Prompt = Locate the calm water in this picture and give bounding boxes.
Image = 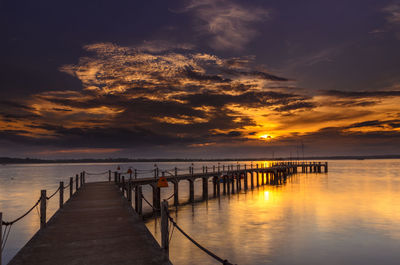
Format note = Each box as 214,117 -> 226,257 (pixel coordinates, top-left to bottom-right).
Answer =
1,160 -> 400,265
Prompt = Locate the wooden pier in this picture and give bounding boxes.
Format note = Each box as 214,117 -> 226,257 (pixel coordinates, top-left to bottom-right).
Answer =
6,182 -> 171,265
1,161 -> 327,265
116,161 -> 328,215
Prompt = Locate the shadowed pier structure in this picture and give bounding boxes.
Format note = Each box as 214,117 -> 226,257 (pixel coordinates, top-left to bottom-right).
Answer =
117,161 -> 328,216
7,182 -> 171,265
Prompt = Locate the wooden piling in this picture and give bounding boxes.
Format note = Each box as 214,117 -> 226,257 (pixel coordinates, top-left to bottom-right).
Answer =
134,185 -> 139,210
189,179 -> 194,203
59,182 -> 64,209
216,178 -> 220,196
138,186 -> 143,215
202,177 -> 208,200
40,190 -> 46,229
75,174 -> 79,191
69,177 -> 73,198
152,185 -> 161,210
173,180 -> 179,206
213,177 -> 217,197
161,200 -> 169,259
127,181 -> 132,203
223,176 -> 226,194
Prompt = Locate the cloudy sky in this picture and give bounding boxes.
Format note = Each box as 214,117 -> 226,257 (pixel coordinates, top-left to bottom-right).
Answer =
1,0 -> 400,158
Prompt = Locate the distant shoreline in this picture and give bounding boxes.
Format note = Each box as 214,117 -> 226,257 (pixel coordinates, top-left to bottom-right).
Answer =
1,155 -> 400,164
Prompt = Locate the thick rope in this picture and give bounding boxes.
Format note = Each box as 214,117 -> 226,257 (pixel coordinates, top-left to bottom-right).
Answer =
85,171 -> 109,175
141,194 -> 156,211
46,187 -> 61,200
167,213 -> 235,265
1,197 -> 41,226
164,193 -> 175,201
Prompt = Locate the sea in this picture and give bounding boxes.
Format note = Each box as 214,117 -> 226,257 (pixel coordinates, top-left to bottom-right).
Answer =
1,159 -> 400,265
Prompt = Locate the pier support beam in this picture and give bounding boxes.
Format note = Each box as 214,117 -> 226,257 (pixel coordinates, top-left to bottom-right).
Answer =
59,181 -> 64,209
188,179 -> 194,203
161,200 -> 169,259
173,180 -> 179,206
202,177 -> 208,200
244,171 -> 248,190
152,185 -> 161,211
40,190 -> 46,229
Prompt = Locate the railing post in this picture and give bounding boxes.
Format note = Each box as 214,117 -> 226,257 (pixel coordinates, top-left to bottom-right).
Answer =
138,186 -> 143,215
161,200 -> 169,258
174,167 -> 177,176
40,190 -> 46,229
134,169 -> 137,179
75,174 -> 79,191
0,212 -> 2,265
173,180 -> 179,206
109,170 -> 111,182
59,182 -> 64,208
69,177 -> 73,198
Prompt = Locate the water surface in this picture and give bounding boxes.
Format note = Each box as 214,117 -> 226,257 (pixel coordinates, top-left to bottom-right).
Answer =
1,160 -> 400,265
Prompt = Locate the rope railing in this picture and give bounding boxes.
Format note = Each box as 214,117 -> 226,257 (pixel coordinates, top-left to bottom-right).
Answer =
166,212 -> 235,265
141,194 -> 157,211
1,198 -> 41,227
85,171 -> 109,175
46,187 -> 60,200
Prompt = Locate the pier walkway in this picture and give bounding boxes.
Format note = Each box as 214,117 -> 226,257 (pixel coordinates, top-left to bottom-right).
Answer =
8,182 -> 171,265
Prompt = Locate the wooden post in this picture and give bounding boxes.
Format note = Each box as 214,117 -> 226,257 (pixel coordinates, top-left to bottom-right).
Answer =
59,182 -> 64,208
128,181 -> 132,203
231,174 -> 235,194
75,174 -> 79,191
134,185 -> 139,210
114,171 -> 117,183
69,177 -> 73,198
0,212 -> 2,265
223,176 -> 227,194
83,171 -> 86,184
202,177 -> 208,200
173,180 -> 179,206
189,179 -> 194,203
109,170 -> 111,182
161,200 -> 169,258
152,185 -> 161,210
216,177 -> 220,196
212,177 -> 216,197
40,190 -> 46,229
122,176 -> 125,195
137,186 -> 143,215
80,172 -> 83,187
134,169 -> 137,179
325,162 -> 328,172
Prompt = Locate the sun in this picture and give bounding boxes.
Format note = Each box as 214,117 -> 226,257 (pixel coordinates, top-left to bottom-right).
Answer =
260,134 -> 273,140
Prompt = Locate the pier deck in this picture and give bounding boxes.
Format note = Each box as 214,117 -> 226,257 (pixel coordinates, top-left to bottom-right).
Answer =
9,182 -> 171,265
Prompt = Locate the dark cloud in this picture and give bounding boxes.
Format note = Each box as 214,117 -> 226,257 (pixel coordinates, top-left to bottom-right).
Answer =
324,90 -> 400,98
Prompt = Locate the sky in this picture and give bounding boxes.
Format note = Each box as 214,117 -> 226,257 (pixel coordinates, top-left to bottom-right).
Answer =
1,0 -> 400,159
